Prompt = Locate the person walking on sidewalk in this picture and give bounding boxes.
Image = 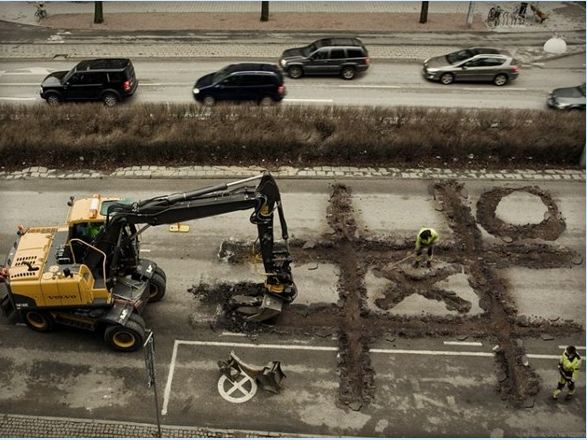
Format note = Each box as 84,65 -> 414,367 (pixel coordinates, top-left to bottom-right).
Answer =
553,345 -> 581,400
413,227 -> 439,268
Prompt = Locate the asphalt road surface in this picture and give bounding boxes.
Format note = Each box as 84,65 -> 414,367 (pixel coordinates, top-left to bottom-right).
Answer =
0,57 -> 584,109
0,177 -> 584,437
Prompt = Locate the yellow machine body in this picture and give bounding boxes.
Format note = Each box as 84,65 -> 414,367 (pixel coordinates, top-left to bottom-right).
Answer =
7,194 -> 117,309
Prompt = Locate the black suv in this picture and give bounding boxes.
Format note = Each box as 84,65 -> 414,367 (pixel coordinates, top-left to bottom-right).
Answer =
279,38 -> 369,80
192,63 -> 286,106
40,58 -> 138,106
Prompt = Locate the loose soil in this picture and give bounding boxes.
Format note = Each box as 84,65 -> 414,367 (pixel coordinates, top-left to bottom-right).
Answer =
476,186 -> 566,242
190,180 -> 582,409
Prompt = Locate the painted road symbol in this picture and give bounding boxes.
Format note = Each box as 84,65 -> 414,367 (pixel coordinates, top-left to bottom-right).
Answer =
217,372 -> 258,403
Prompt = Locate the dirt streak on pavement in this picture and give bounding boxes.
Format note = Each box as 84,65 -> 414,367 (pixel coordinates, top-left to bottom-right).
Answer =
191,180 -> 582,408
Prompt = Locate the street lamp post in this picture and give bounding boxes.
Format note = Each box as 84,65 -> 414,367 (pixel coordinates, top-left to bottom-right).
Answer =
144,331 -> 162,438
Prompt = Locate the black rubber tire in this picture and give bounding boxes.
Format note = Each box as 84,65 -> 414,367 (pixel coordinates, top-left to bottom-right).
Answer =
154,266 -> 167,281
259,96 -> 274,106
24,310 -> 54,332
102,92 -> 119,107
147,271 -> 166,303
493,74 -> 508,86
287,66 -> 303,79
104,319 -> 145,352
46,94 -> 60,106
440,73 -> 454,85
341,66 -> 356,80
202,95 -> 215,106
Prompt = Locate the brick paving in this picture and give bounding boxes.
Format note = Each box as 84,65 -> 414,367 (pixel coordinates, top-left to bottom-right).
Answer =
1,166 -> 584,182
0,41 -> 464,61
0,413 -> 291,438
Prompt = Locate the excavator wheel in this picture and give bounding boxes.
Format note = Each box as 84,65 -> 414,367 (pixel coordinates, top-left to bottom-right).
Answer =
104,317 -> 146,352
24,310 -> 55,333
147,269 -> 167,303
154,266 -> 167,281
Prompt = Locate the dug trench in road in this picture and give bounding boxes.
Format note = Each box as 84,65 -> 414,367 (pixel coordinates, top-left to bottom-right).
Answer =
192,180 -> 582,409
194,182 -> 581,409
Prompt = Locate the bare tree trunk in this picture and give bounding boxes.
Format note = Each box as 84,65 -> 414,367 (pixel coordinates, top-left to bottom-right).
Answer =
94,1 -> 103,24
261,1 -> 269,22
419,1 -> 429,24
466,1 -> 475,27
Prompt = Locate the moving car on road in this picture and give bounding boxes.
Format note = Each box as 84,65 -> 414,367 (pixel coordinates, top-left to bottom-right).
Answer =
547,83 -> 586,110
279,37 -> 369,80
422,48 -> 520,86
192,63 -> 286,106
40,58 -> 138,106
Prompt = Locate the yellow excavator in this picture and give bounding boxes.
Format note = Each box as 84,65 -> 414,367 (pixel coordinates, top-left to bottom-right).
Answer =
0,172 -> 296,351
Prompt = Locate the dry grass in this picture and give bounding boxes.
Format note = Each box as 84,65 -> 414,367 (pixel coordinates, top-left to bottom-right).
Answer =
0,103 -> 583,169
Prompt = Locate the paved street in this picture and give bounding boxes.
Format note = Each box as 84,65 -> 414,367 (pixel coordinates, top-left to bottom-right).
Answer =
0,57 -> 584,109
0,177 -> 584,437
0,1 -> 584,436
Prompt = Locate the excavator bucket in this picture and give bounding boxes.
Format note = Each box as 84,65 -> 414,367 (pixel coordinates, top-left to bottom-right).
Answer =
257,361 -> 286,394
238,294 -> 283,322
219,352 -> 286,395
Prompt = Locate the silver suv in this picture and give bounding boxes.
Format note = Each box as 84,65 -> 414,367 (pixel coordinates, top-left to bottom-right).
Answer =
422,48 -> 520,86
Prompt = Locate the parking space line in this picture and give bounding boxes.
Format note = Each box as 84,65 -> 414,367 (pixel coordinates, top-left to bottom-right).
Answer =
443,341 -> 483,346
370,348 -> 493,357
558,345 -> 586,350
161,340 -> 180,416
175,339 -> 338,350
161,339 -> 562,416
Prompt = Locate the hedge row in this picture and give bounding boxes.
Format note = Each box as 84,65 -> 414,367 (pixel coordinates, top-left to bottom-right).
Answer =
0,103 -> 583,169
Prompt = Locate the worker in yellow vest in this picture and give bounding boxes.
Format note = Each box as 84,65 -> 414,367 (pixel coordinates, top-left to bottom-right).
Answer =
553,345 -> 582,400
413,227 -> 439,268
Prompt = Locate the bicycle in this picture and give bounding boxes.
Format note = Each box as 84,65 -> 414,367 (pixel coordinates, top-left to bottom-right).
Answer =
486,5 -> 503,27
34,2 -> 47,21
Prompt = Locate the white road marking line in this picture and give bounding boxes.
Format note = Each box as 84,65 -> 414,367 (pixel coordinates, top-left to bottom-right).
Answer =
339,85 -> 403,89
221,331 -> 247,337
370,348 -> 493,357
283,98 -> 334,103
141,249 -> 151,253
443,341 -> 483,346
161,339 -> 180,416
0,97 -> 37,101
558,345 -> 586,350
338,85 -> 529,92
527,354 -> 562,360
0,83 -> 39,86
175,340 -> 338,351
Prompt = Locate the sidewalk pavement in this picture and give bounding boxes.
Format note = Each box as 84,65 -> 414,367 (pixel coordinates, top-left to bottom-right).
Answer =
1,165 -> 584,182
0,2 -> 583,63
0,412 -> 286,437
1,1 -> 585,33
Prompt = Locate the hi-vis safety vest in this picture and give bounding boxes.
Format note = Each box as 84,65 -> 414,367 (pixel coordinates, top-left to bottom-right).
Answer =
415,228 -> 439,250
559,351 -> 581,381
